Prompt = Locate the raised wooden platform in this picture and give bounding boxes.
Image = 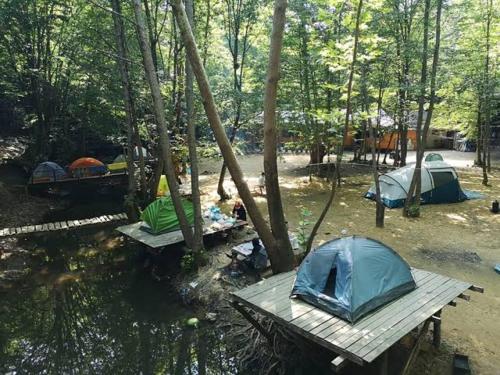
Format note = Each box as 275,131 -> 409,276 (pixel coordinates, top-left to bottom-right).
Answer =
230,268 -> 476,368
116,220 -> 247,248
0,213 -> 128,237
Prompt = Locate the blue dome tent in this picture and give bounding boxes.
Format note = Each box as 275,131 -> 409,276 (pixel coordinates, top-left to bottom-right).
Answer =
30,162 -> 67,183
291,236 -> 416,323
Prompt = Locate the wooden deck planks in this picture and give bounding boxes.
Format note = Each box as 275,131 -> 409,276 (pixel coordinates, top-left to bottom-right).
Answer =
116,220 -> 247,249
0,213 -> 127,237
324,271 -> 440,348
361,280 -> 471,362
230,268 -> 472,365
331,274 -> 450,353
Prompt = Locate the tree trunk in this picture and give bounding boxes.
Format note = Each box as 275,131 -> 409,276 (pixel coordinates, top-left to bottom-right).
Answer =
110,0 -> 139,223
482,0 -> 492,185
133,0 -> 194,248
305,0 -> 363,253
217,124 -> 237,201
372,87 -> 385,227
133,127 -> 148,199
185,0 -> 204,257
171,0 -> 294,273
403,0 -> 439,217
263,0 -> 294,269
475,100 -> 482,166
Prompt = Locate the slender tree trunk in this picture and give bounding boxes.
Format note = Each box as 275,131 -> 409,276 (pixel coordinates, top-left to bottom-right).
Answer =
263,0 -> 294,267
133,0 -> 194,248
482,0 -> 492,185
110,0 -> 139,222
404,0 -> 441,216
305,0 -> 363,253
372,87 -> 385,227
171,0 -> 294,273
415,0 -> 442,201
475,100 -> 483,166
133,127 -> 148,198
185,0 -> 204,257
202,0 -> 211,66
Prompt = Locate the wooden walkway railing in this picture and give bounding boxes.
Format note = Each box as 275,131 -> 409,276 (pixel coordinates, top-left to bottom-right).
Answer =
0,213 -> 128,237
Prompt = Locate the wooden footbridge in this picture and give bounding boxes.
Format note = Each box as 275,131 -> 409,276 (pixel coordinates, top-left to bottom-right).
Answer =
0,213 -> 128,237
231,268 -> 483,374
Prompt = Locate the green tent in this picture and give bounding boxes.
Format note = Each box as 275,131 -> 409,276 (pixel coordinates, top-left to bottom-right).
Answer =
140,196 -> 195,234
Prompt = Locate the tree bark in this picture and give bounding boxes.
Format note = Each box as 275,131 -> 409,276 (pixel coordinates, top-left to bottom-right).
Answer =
305,0 -> 363,253
475,100 -> 482,166
171,0 -> 294,273
263,0 -> 294,268
482,0 -> 492,185
110,0 -> 139,222
185,0 -> 204,256
372,87 -> 385,228
403,0 -> 431,217
133,0 -> 194,248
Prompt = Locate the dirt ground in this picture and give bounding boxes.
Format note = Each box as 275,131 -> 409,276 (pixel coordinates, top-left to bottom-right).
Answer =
197,153 -> 500,375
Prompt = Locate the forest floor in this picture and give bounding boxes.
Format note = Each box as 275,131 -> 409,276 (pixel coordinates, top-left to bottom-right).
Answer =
194,152 -> 500,375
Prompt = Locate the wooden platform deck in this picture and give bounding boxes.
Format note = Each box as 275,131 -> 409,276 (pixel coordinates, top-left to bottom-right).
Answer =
230,268 -> 475,367
116,220 -> 247,248
0,213 -> 128,237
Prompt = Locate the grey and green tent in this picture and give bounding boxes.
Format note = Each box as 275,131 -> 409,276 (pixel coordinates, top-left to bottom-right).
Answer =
140,196 -> 195,235
291,236 -> 416,323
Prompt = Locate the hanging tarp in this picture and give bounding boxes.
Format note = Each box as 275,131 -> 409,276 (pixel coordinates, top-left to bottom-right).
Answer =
140,196 -> 194,234
291,236 -> 416,323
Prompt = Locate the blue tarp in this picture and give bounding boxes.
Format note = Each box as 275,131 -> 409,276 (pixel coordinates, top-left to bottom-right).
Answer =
291,236 -> 416,323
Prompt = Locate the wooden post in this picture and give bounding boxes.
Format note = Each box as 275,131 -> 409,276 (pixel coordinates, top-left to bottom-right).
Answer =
401,319 -> 431,375
230,301 -> 273,343
379,351 -> 388,375
432,310 -> 442,348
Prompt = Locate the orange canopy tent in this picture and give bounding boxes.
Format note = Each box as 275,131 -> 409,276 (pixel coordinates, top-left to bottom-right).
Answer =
69,157 -> 108,177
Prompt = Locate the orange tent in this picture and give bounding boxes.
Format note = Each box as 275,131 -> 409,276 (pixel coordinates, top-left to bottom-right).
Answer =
69,157 -> 108,177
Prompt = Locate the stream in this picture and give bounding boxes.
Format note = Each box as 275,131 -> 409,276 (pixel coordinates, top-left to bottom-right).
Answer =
0,229 -> 235,374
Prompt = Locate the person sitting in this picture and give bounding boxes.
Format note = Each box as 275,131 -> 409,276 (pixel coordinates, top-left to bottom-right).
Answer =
232,200 -> 247,221
247,238 -> 268,270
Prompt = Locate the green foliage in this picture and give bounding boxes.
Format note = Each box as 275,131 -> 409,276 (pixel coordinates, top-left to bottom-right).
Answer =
0,0 -> 497,165
406,204 -> 420,218
180,253 -> 195,273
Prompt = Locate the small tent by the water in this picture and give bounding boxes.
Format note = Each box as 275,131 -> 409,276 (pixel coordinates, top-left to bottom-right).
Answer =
108,154 -> 127,172
30,162 -> 67,183
140,196 -> 194,234
157,175 -> 169,197
365,161 -> 469,208
291,236 -> 416,323
69,157 -> 108,178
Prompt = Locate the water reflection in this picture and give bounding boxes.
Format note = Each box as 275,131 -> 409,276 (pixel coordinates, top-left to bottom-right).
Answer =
0,232 -> 235,374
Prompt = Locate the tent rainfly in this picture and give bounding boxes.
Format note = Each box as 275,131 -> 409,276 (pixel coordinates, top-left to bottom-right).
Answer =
291,236 -> 416,323
365,161 -> 469,208
30,162 -> 67,183
140,196 -> 194,235
69,157 -> 108,178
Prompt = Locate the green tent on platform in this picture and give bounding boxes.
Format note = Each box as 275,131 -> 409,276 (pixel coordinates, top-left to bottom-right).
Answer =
140,196 -> 194,234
